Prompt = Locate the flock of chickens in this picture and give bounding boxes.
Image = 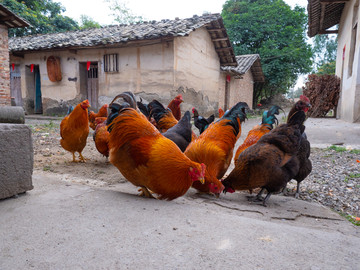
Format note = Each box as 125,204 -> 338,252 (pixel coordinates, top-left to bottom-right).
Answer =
59,92 -> 312,206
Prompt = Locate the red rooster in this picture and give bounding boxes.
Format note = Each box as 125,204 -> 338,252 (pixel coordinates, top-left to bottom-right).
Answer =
185,102 -> 248,197
167,94 -> 183,121
89,104 -> 109,130
93,117 -> 110,159
107,92 -> 206,200
60,100 -> 90,162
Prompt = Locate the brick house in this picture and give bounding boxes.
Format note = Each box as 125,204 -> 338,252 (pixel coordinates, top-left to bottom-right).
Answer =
0,4 -> 29,106
308,0 -> 360,122
8,13 -> 263,115
221,54 -> 265,110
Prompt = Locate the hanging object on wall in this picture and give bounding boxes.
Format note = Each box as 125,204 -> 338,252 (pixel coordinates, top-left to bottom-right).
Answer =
47,56 -> 62,82
30,64 -> 34,73
87,61 -> 91,71
226,75 -> 231,82
11,63 -> 15,71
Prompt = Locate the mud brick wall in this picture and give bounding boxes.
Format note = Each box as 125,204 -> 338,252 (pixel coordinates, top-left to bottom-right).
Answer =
0,25 -> 11,106
0,124 -> 33,199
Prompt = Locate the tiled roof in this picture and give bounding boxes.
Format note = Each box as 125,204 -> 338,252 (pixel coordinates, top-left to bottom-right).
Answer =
307,0 -> 347,37
0,4 -> 30,28
9,13 -> 237,66
221,54 -> 265,82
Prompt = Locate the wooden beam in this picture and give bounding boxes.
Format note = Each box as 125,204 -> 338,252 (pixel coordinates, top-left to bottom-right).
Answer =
207,28 -> 226,32
318,29 -> 339,34
211,37 -> 229,42
319,0 -> 349,3
68,49 -> 77,54
215,47 -> 233,52
319,2 -> 326,31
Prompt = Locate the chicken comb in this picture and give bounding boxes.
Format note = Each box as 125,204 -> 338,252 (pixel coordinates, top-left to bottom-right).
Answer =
300,95 -> 310,103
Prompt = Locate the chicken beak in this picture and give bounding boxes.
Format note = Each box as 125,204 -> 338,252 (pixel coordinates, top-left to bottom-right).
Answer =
199,177 -> 205,184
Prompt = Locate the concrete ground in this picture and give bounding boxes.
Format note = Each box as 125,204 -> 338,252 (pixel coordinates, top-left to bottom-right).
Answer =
1,116 -> 359,269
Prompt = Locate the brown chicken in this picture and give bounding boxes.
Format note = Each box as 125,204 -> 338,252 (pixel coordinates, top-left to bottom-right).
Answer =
185,102 -> 248,197
93,117 -> 110,158
107,92 -> 206,200
167,94 -> 183,121
222,110 -> 308,206
60,99 -> 90,162
234,105 -> 282,165
89,104 -> 109,130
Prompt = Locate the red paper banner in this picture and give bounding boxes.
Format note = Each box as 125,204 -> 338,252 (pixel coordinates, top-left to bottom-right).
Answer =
226,75 -> 231,82
87,61 -> 91,71
11,63 -> 15,71
30,64 -> 34,72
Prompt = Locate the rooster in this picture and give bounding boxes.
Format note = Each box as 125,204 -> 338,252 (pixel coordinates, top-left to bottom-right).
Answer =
89,104 -> 109,130
148,100 -> 178,132
185,102 -> 248,197
60,100 -> 90,162
93,117 -> 110,159
234,105 -> 283,165
167,94 -> 183,121
107,92 -> 206,200
192,107 -> 215,134
222,110 -> 308,206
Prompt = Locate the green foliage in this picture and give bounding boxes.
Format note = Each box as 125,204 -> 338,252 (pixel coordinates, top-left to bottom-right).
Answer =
104,0 -> 143,24
79,15 -> 101,29
1,0 -> 79,37
312,34 -> 337,74
316,61 -> 336,75
327,145 -> 347,152
222,0 -> 312,106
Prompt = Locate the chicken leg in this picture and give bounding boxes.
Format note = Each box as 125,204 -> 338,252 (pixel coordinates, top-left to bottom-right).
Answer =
138,187 -> 155,199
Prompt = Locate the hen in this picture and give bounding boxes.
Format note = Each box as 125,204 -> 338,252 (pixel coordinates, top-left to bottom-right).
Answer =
60,99 -> 90,162
185,102 -> 248,197
234,105 -> 283,165
167,94 -> 183,121
285,95 -> 312,198
222,110 -> 307,206
107,92 -> 206,200
162,111 -> 193,152
192,107 -> 215,134
93,117 -> 110,159
89,104 -> 109,130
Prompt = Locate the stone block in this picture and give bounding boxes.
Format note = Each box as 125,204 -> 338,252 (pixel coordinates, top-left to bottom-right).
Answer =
0,124 -> 33,199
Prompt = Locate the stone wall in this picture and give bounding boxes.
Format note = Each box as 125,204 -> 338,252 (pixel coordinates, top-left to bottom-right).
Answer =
0,124 -> 33,199
0,25 -> 11,106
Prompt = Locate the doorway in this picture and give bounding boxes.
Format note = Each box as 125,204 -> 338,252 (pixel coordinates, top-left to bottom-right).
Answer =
10,65 -> 22,106
80,62 -> 98,110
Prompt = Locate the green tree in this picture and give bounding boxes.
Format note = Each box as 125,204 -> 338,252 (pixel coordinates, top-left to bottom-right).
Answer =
222,0 -> 312,106
312,34 -> 337,74
104,0 -> 144,24
1,0 -> 79,37
79,15 -> 101,29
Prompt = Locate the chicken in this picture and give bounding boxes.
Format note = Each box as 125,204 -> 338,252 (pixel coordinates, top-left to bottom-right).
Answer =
137,97 -> 150,118
218,108 -> 225,118
60,99 -> 90,162
192,107 -> 215,134
93,117 -> 110,159
185,102 -> 248,197
162,111 -> 193,152
107,92 -> 206,200
148,100 -> 178,132
285,95 -> 312,198
234,105 -> 283,165
167,94 -> 183,121
89,104 -> 109,130
222,110 -> 308,206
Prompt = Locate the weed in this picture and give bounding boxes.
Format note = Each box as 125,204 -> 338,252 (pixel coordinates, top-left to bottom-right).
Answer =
348,173 -> 360,178
350,149 -> 360,154
338,212 -> 360,226
327,145 -> 347,152
43,165 -> 52,172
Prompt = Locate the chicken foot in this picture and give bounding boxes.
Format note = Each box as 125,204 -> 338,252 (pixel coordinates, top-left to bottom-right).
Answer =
138,187 -> 155,199
78,152 -> 86,163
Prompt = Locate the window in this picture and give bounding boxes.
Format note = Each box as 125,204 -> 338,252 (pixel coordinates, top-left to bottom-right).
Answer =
104,54 -> 118,72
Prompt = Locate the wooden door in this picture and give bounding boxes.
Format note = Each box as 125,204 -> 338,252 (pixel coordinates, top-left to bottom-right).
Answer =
87,64 -> 98,110
10,65 -> 22,106
224,80 -> 230,111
